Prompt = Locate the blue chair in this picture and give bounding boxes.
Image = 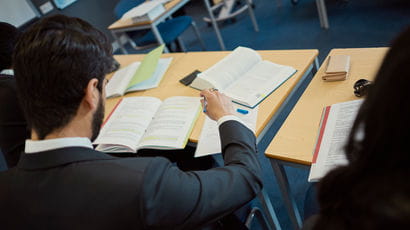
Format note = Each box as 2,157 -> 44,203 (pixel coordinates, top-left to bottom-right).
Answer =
0,148 -> 8,172
114,0 -> 206,52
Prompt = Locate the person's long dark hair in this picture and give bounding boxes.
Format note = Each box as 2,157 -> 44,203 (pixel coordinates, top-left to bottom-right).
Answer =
314,27 -> 410,229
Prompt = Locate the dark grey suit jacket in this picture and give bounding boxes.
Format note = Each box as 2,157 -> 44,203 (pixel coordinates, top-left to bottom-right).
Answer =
0,74 -> 29,167
0,120 -> 262,229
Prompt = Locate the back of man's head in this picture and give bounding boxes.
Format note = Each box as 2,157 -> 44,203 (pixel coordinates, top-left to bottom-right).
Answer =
0,22 -> 21,71
13,15 -> 113,139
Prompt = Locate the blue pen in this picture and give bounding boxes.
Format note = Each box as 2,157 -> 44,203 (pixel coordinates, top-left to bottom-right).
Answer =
203,97 -> 207,113
237,108 -> 249,115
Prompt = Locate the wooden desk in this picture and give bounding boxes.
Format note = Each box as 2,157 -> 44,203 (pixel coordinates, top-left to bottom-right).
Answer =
108,0 -> 190,53
106,50 -> 319,144
264,48 -> 388,229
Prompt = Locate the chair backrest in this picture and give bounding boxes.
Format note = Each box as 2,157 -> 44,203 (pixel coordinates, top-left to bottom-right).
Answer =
0,148 -> 8,172
114,0 -> 145,19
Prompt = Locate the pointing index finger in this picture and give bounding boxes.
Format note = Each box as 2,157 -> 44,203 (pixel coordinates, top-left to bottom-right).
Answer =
200,89 -> 213,98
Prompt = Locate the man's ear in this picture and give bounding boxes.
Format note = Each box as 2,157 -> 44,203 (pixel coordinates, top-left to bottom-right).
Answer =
84,78 -> 100,111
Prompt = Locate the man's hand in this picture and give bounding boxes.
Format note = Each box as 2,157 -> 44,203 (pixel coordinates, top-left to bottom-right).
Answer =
200,89 -> 235,121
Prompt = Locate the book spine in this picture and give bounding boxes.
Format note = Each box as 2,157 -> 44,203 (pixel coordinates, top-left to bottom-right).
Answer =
312,105 -> 331,163
101,98 -> 123,127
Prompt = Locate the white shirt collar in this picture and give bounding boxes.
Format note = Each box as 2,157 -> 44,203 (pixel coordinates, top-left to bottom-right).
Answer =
0,69 -> 14,76
25,137 -> 93,154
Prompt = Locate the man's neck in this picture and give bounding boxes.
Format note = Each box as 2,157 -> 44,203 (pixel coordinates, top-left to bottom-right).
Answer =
31,121 -> 92,141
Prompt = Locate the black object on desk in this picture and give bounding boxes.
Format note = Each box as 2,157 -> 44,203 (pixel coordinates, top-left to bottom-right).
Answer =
354,79 -> 372,97
179,70 -> 201,86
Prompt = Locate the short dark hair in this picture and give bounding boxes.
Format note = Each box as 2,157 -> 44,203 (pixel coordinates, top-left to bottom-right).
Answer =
315,27 -> 410,229
13,15 -> 113,139
0,22 -> 21,71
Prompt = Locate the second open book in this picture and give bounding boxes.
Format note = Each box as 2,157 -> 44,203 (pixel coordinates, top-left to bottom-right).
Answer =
308,99 -> 363,182
190,47 -> 297,108
106,45 -> 172,98
94,96 -> 201,153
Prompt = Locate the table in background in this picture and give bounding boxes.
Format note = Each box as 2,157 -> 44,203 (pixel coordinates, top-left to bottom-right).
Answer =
106,49 -> 319,229
264,48 -> 388,229
108,0 -> 190,54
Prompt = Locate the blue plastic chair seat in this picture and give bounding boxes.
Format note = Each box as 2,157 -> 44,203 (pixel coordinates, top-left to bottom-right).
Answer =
134,16 -> 192,46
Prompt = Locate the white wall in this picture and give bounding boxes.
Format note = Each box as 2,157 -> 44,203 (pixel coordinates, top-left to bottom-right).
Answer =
0,0 -> 39,27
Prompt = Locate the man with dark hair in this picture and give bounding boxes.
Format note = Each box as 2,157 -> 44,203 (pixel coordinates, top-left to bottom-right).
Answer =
0,22 -> 29,167
0,15 -> 262,229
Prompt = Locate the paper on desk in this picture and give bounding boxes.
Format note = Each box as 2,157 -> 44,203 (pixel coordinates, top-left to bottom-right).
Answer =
194,105 -> 258,158
153,0 -> 172,4
106,62 -> 140,98
127,58 -> 172,91
127,45 -> 165,89
121,1 -> 164,19
105,57 -> 172,98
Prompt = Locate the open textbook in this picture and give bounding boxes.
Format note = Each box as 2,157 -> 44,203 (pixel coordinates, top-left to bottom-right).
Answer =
194,105 -> 258,157
190,46 -> 297,108
106,45 -> 172,98
308,99 -> 364,182
94,96 -> 201,153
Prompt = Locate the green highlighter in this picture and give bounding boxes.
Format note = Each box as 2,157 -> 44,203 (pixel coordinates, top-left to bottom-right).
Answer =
126,44 -> 165,90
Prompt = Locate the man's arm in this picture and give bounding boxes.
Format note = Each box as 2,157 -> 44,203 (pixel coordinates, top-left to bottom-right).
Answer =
140,120 -> 262,229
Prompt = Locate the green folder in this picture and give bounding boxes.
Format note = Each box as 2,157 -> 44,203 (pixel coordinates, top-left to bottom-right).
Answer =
126,44 -> 165,90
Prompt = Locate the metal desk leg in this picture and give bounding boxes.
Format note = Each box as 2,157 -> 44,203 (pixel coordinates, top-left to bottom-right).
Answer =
111,31 -> 128,54
315,0 -> 329,29
176,37 -> 187,52
151,24 -> 170,53
258,189 -> 282,230
270,159 -> 302,230
203,0 -> 226,50
314,57 -> 320,71
191,21 -> 207,50
245,0 -> 259,32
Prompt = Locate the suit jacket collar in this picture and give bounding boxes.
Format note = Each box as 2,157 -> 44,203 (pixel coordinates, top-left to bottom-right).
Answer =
17,147 -> 116,170
0,69 -> 14,76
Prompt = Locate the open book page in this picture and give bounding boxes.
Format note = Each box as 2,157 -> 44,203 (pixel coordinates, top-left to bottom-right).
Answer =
106,62 -> 140,98
194,105 -> 258,158
94,97 -> 162,153
308,99 -> 364,182
192,46 -> 262,90
138,96 -> 201,150
126,57 -> 172,92
224,61 -> 296,108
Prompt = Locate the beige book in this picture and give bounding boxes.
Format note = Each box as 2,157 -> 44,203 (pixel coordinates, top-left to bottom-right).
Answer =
322,55 -> 350,81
